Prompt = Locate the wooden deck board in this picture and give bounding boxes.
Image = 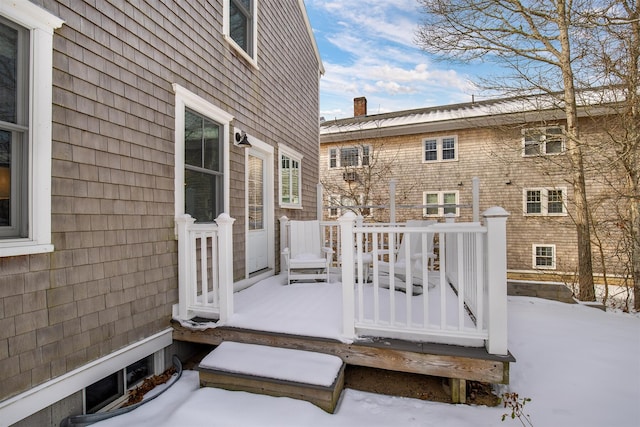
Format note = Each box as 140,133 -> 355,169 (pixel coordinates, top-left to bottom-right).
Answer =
172,322 -> 513,384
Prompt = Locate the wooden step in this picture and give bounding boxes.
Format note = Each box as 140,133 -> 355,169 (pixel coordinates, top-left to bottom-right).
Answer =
197,341 -> 345,413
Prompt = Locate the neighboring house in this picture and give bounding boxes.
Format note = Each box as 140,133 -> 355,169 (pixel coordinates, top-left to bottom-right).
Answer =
320,95 -> 625,284
0,0 -> 323,425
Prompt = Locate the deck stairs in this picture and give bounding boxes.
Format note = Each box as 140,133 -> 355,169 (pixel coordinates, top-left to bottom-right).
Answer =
197,341 -> 345,413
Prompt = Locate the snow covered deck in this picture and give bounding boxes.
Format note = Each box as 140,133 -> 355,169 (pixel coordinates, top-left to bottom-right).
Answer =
172,208 -> 512,397
173,275 -> 514,396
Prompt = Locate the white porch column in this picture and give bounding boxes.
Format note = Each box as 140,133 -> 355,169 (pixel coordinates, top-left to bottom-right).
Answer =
175,214 -> 196,320
338,212 -> 357,340
216,213 -> 236,322
483,207 -> 510,355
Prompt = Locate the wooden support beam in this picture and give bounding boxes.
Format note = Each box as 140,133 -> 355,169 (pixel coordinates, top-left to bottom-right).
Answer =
449,378 -> 466,404
172,324 -> 513,385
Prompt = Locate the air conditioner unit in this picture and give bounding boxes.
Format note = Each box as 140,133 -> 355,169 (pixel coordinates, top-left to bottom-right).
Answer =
343,171 -> 358,182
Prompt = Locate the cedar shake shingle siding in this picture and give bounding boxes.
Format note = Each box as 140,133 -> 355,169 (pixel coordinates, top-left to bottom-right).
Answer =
1,0 -> 321,411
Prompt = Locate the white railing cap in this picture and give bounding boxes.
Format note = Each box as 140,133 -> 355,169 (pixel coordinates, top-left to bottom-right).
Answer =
483,206 -> 510,218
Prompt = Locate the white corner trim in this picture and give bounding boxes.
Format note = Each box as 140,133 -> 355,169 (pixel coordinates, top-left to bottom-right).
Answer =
0,329 -> 172,426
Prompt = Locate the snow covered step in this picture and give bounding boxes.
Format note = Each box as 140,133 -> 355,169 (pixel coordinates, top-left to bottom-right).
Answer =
197,341 -> 345,413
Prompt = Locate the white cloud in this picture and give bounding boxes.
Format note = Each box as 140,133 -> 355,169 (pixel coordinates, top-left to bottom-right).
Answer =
307,0 -> 480,118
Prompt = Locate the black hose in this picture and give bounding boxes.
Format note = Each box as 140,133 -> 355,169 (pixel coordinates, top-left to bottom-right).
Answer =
60,355 -> 183,427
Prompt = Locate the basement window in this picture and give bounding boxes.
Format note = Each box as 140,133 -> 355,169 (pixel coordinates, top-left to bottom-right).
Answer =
533,244 -> 556,269
84,355 -> 153,414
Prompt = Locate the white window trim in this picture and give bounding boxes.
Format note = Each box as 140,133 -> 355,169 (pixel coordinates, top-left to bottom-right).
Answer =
173,84 -> 233,226
422,190 -> 460,218
421,136 -> 458,163
222,0 -> 259,68
328,145 -> 371,169
533,244 -> 556,269
523,187 -> 567,216
278,143 -> 303,209
0,1 -> 64,257
522,126 -> 566,157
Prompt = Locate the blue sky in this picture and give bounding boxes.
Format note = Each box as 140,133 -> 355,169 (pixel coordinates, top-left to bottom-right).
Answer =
305,0 -> 484,120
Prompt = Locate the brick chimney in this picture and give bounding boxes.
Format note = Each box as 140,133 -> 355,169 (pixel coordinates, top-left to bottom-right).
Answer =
354,97 -> 367,117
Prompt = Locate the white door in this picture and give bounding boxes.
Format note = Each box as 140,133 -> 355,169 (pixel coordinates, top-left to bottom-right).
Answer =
247,152 -> 269,273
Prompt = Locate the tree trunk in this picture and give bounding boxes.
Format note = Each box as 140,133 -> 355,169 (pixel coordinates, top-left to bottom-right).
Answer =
557,1 -> 595,301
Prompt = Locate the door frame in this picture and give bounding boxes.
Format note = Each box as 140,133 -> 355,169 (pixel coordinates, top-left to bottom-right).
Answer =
240,132 -> 275,287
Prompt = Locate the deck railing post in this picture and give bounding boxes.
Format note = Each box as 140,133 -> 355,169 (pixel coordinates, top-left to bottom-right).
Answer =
338,211 -> 357,339
215,213 -> 236,322
389,179 -> 397,223
279,216 -> 289,273
483,207 -> 510,355
472,177 -> 480,223
175,214 -> 196,320
317,183 -> 323,222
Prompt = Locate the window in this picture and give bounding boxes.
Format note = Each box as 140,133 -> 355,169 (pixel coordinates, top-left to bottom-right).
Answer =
184,110 -> 224,223
422,136 -> 458,162
0,17 -> 28,238
85,356 -> 153,413
329,148 -> 337,168
0,2 -> 63,257
533,244 -> 556,269
174,84 -> 233,223
523,127 -> 565,156
328,145 -> 371,169
328,195 -> 369,217
423,191 -> 459,217
279,144 -> 302,209
523,188 -> 567,216
224,0 -> 258,64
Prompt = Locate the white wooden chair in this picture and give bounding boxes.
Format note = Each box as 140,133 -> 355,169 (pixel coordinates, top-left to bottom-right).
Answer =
282,220 -> 334,285
378,220 -> 437,292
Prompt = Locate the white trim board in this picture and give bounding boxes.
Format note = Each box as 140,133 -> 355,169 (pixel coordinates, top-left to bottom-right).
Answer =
0,329 -> 172,426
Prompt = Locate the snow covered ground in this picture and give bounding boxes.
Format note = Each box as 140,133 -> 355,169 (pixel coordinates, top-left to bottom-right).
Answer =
95,278 -> 639,427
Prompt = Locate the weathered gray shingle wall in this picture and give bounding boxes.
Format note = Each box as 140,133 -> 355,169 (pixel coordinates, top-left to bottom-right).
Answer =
0,0 -> 321,402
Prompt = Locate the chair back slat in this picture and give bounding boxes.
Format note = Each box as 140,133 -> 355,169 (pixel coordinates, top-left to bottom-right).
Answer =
290,220 -> 321,258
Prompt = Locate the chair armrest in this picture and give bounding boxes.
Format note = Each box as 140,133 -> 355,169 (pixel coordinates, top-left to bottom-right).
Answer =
322,247 -> 334,255
409,251 -> 436,260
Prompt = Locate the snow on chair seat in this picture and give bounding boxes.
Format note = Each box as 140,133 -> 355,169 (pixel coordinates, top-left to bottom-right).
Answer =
197,341 -> 345,413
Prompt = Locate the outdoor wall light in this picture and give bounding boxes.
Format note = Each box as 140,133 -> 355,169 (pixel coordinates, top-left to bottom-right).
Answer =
234,131 -> 252,148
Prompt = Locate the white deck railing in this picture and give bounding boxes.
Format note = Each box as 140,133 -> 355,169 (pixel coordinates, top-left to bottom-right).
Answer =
176,209 -> 508,355
174,214 -> 235,322
337,207 -> 509,356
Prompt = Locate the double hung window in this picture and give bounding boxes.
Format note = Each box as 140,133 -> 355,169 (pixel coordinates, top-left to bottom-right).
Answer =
174,84 -> 232,224
533,244 -> 556,269
225,0 -> 258,64
423,191 -> 459,217
184,110 -> 224,222
422,136 -> 457,162
523,127 -> 565,156
524,188 -> 567,216
0,2 -> 62,257
279,145 -> 302,209
328,145 -> 370,169
0,17 -> 28,238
